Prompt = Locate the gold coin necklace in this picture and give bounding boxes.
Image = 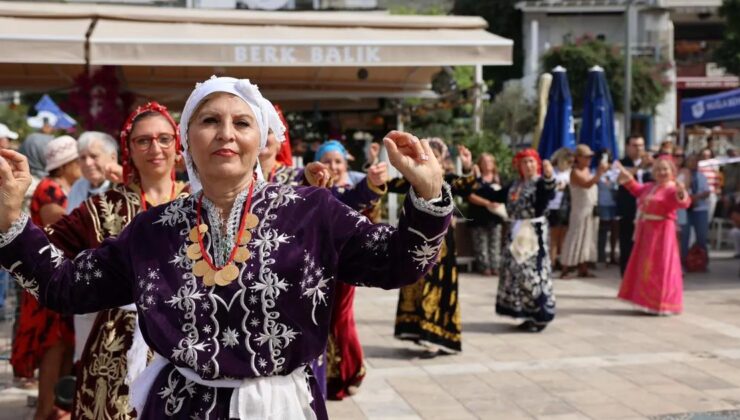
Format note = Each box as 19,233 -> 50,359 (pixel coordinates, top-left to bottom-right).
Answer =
190,181 -> 257,287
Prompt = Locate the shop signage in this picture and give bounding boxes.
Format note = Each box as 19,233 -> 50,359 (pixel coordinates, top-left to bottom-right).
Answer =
234,45 -> 382,65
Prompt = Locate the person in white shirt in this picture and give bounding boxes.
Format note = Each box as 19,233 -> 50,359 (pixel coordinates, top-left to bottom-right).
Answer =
66,131 -> 118,213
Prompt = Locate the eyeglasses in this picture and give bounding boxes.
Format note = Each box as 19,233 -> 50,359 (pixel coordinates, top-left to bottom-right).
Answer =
131,133 -> 176,151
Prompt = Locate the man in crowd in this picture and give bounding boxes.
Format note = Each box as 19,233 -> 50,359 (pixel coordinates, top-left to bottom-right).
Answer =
617,135 -> 651,275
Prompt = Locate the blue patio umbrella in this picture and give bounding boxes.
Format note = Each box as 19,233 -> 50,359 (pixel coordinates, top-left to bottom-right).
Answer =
579,66 -> 617,165
538,66 -> 576,160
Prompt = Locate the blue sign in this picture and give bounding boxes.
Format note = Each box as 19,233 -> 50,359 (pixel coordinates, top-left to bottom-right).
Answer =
680,88 -> 740,126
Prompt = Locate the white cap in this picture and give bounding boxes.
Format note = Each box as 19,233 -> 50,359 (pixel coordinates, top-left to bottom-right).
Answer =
45,135 -> 79,171
0,123 -> 18,140
27,110 -> 59,130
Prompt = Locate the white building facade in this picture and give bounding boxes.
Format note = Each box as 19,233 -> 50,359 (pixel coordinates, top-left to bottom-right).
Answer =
517,0 -> 728,150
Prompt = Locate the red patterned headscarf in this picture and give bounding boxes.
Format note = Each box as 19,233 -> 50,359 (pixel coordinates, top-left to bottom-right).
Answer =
273,104 -> 293,167
119,102 -> 180,184
513,148 -> 542,179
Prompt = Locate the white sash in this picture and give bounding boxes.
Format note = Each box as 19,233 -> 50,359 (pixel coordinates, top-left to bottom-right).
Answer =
130,353 -> 316,420
509,216 -> 547,264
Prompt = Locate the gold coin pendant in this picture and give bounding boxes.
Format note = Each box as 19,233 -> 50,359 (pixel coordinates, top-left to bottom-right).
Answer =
233,247 -> 251,263
193,260 -> 210,277
186,243 -> 202,260
244,213 -> 260,230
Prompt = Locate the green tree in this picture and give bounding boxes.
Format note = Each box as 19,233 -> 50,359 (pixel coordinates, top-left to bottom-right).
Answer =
541,36 -> 671,114
484,82 -> 537,147
0,104 -> 32,142
715,0 -> 740,75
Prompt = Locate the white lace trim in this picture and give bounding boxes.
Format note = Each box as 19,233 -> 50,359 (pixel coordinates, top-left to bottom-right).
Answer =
199,180 -> 267,266
202,188 -> 248,267
408,182 -> 453,218
0,213 -> 29,248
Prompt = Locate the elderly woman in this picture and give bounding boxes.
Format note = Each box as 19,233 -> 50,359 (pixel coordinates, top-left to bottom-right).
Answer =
560,144 -> 608,278
16,135 -> 80,420
47,102 -> 189,418
0,76 -> 451,419
616,156 -> 690,314
313,138 -> 388,400
66,131 -> 119,212
476,149 -> 556,332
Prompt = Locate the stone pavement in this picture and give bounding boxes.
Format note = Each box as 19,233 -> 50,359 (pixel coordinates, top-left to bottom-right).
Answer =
327,252 -> 740,420
0,253 -> 737,420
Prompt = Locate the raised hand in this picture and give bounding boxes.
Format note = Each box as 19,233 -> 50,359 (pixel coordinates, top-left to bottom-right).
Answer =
0,150 -> 32,231
542,159 -> 554,179
367,142 -> 381,165
304,162 -> 334,188
457,145 -> 473,172
614,161 -> 634,185
367,162 -> 388,186
383,131 -> 443,200
105,162 -> 124,184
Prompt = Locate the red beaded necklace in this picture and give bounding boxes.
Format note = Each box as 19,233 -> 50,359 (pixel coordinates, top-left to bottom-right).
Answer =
195,179 -> 256,272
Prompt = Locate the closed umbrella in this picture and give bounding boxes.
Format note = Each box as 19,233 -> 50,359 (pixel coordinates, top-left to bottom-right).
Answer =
579,65 -> 617,165
538,66 -> 575,160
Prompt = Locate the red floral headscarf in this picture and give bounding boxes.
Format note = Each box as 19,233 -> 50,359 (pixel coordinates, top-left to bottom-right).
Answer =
119,102 -> 180,184
273,104 -> 293,167
513,148 -> 542,179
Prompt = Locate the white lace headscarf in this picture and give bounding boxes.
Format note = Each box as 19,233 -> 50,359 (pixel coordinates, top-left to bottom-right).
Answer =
179,76 -> 286,193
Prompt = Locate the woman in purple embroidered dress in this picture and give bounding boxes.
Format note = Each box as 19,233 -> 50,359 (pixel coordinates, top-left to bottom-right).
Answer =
0,76 -> 452,420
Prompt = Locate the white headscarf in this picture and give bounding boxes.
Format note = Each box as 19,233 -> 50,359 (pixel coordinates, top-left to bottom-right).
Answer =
179,76 -> 286,193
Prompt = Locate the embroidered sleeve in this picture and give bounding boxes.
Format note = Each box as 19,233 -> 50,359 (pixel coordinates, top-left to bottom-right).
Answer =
0,211 -> 135,314
328,184 -> 453,289
331,175 -> 386,213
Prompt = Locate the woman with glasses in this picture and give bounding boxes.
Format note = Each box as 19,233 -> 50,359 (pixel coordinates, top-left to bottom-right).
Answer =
41,102 -> 189,418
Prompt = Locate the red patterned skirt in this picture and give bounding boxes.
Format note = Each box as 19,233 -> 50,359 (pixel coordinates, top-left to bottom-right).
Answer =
11,291 -> 74,378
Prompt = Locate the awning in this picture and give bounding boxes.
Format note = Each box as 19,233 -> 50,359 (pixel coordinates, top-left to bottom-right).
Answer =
0,1 -> 513,105
0,17 -> 91,65
89,21 -> 511,67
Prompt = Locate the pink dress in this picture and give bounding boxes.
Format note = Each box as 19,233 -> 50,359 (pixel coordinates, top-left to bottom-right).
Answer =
618,180 -> 691,314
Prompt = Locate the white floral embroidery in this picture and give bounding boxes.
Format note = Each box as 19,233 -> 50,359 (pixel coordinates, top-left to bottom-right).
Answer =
300,252 -> 331,325
408,227 -> 446,270
202,325 -> 212,334
39,244 -> 65,268
345,207 -> 371,227
159,370 -> 196,416
154,197 -> 192,227
249,184 -> 302,374
220,327 -> 240,348
363,225 -> 393,254
8,262 -> 39,299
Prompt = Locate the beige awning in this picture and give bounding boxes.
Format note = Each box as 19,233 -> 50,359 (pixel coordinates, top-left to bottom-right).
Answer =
0,17 -> 92,65
89,20 -> 512,67
0,1 -> 512,104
